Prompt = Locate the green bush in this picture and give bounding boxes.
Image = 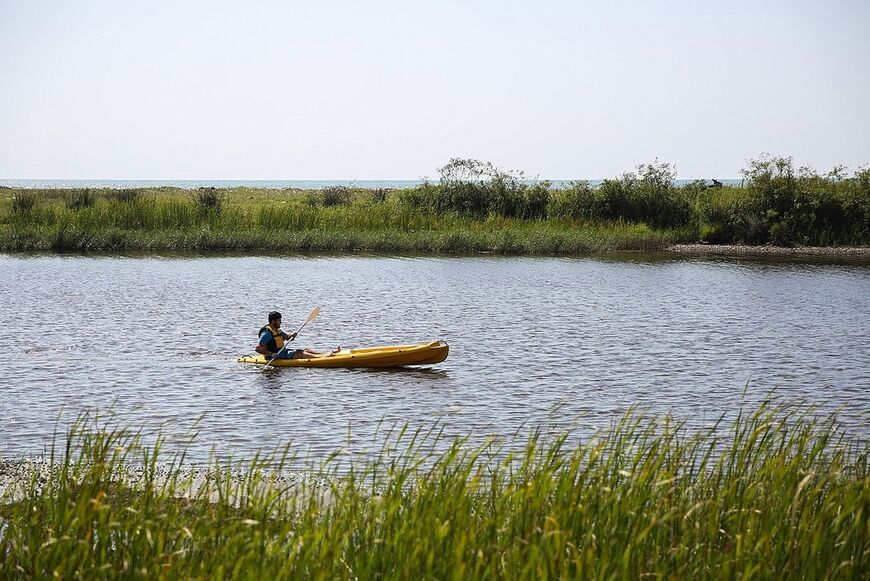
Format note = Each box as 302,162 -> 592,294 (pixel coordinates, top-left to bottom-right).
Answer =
2,155 -> 869,251
403,158 -> 550,219
369,188 -> 388,204
398,181 -> 438,211
190,187 -> 227,215
597,161 -> 692,228
321,185 -> 352,207
547,181 -> 599,221
64,188 -> 96,210
106,188 -> 143,203
11,190 -> 38,213
519,182 -> 550,219
731,155 -> 870,245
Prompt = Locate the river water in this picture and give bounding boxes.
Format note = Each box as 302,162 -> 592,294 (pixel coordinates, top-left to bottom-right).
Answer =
1,254 -> 868,461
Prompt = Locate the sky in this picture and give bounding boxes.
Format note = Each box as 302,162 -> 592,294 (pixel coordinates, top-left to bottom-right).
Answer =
1,0 -> 868,180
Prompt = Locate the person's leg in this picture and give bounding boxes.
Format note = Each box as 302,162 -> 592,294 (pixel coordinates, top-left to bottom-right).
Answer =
294,347 -> 341,359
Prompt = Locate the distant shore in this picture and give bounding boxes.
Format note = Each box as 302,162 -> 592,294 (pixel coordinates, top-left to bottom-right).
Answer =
2,155 -> 868,253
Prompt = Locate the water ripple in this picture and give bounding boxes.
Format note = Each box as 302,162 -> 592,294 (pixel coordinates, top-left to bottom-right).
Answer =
0,254 -> 868,460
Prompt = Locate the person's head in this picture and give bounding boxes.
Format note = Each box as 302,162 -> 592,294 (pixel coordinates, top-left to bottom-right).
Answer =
268,311 -> 282,328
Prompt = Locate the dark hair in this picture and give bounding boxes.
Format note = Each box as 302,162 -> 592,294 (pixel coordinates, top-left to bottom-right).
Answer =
268,311 -> 282,323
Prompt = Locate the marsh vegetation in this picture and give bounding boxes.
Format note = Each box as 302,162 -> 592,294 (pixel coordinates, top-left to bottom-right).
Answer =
1,401 -> 867,578
1,155 -> 868,253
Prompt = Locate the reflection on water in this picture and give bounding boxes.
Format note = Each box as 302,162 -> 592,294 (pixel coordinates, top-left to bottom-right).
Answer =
0,253 -> 868,460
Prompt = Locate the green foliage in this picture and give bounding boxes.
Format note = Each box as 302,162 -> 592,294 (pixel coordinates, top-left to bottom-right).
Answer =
0,402 -> 867,578
438,158 -> 503,217
400,158 -> 552,219
190,187 -> 227,215
321,185 -> 352,207
1,154 -> 868,252
303,186 -> 354,208
105,188 -> 143,203
520,182 -> 551,219
547,181 -> 598,220
694,155 -> 870,245
11,190 -> 37,213
597,161 -> 693,228
64,188 -> 97,210
368,187 -> 388,204
397,180 -> 439,212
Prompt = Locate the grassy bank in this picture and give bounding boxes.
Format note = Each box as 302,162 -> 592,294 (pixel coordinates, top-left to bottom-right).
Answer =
1,155 -> 868,253
1,402 -> 868,578
0,187 -> 679,253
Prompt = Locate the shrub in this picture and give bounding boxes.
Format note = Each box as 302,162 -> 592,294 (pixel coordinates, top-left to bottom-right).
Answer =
547,181 -> 599,221
697,190 -> 768,244
11,190 -> 37,213
398,182 -> 439,212
695,156 -> 870,245
595,161 -> 691,228
191,187 -> 227,215
741,156 -> 829,244
321,186 -> 352,207
519,182 -> 550,219
437,158 -> 498,217
64,188 -> 96,210
368,188 -> 388,204
842,166 -> 870,241
432,158 -> 547,219
106,188 -> 143,203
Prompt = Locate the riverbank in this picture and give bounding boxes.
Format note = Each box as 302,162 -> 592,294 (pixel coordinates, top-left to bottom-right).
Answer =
1,402 -> 867,578
668,243 -> 870,257
2,155 -> 868,254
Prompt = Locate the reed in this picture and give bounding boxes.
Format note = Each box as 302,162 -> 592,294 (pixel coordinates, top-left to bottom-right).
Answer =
0,192 -> 682,252
63,188 -> 96,210
190,187 -> 227,216
10,190 -> 37,214
1,401 -> 867,578
105,188 -> 143,203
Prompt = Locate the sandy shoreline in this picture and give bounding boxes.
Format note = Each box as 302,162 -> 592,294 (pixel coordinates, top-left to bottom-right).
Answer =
666,244 -> 870,257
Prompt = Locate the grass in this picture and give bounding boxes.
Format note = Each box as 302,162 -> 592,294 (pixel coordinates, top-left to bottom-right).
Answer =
1,401 -> 867,578
0,188 -> 682,253
1,154 -> 867,253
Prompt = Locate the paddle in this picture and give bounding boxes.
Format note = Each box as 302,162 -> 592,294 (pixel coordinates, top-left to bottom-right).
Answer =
263,306 -> 320,369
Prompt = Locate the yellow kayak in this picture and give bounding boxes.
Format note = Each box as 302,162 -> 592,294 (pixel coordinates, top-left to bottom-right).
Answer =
237,340 -> 449,368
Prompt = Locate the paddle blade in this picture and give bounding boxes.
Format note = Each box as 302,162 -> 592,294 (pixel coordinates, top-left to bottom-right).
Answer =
307,306 -> 320,323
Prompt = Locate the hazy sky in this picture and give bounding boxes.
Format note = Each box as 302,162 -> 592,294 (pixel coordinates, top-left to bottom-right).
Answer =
1,0 -> 868,179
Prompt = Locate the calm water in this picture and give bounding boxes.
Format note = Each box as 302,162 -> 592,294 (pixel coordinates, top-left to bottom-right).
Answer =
0,254 -> 868,461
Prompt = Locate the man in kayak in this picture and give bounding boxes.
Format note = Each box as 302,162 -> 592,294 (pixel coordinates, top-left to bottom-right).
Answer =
256,311 -> 339,360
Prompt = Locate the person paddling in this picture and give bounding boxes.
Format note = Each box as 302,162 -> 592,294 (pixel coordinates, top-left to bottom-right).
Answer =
256,311 -> 339,360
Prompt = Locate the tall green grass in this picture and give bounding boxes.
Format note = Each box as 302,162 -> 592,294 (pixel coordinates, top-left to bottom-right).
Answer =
0,192 -> 680,253
1,402 -> 867,578
1,154 -> 868,252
